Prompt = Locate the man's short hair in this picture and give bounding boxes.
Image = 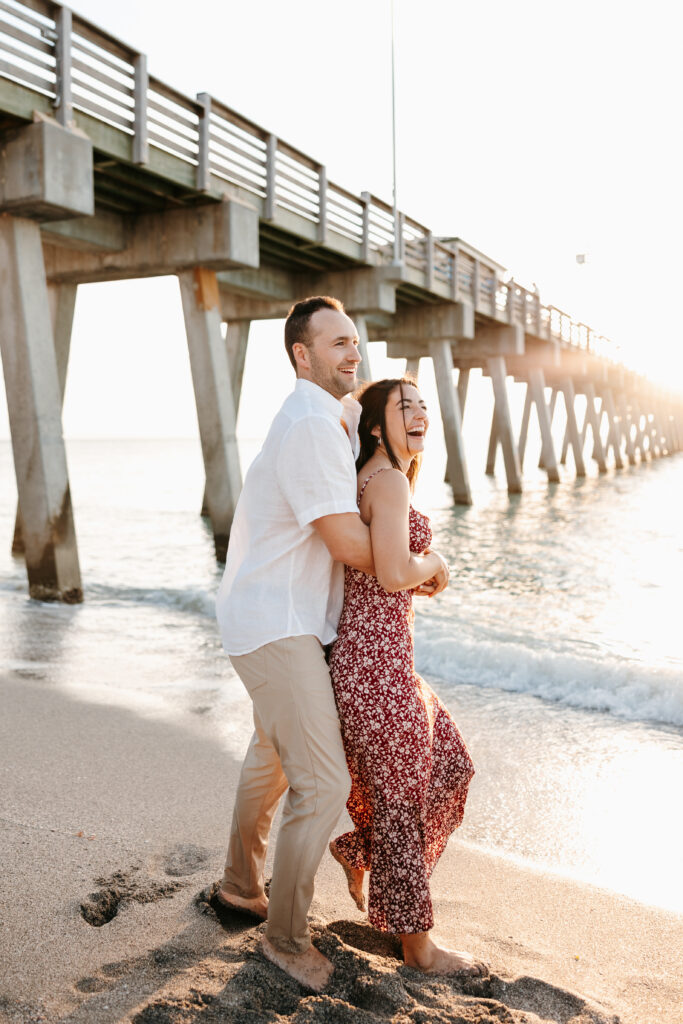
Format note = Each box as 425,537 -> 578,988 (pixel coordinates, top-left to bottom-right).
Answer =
284,296 -> 345,369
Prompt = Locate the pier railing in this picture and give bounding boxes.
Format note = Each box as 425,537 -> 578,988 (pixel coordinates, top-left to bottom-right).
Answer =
1,0 -> 613,359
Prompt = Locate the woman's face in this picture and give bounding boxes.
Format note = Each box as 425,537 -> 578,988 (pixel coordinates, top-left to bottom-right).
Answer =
378,383 -> 429,463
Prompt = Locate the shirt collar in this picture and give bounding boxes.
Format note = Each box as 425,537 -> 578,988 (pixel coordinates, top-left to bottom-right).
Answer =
295,377 -> 344,417
294,378 -> 361,459
341,394 -> 362,460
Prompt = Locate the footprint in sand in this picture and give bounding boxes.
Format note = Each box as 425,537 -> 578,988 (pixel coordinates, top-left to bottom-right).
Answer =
80,867 -> 182,927
162,843 -> 210,877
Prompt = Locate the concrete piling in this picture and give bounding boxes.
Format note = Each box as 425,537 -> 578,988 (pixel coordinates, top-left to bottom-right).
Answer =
583,382 -> 607,473
487,356 -> 522,494
529,368 -> 560,483
601,389 -> 625,469
0,217 -> 82,601
200,319 -> 250,518
485,411 -> 499,476
404,357 -> 420,380
560,378 -> 586,477
429,340 -> 471,505
0,120 -> 91,601
179,268 -> 242,561
12,282 -> 77,554
355,314 -> 373,383
517,387 -> 533,468
618,395 -> 637,465
539,389 -> 558,470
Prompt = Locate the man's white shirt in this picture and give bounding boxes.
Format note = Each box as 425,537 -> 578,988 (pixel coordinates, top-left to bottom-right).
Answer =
216,379 -> 361,656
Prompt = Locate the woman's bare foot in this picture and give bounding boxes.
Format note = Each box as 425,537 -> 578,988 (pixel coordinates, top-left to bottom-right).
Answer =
329,840 -> 366,912
400,931 -> 488,977
215,885 -> 268,921
261,935 -> 334,991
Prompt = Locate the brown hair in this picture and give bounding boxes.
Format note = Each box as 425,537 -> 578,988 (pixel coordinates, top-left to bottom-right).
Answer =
356,377 -> 423,492
284,295 -> 345,369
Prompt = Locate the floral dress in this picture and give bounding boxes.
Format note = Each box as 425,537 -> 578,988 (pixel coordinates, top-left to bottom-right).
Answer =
329,470 -> 475,934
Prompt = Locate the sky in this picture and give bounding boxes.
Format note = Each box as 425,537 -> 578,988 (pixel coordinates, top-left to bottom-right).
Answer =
0,0 -> 681,439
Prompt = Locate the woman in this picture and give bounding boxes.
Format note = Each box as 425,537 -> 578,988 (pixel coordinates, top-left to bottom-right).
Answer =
329,377 -> 485,977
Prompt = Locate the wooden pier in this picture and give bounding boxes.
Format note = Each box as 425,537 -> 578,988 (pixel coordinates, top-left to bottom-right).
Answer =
1,0 -> 681,601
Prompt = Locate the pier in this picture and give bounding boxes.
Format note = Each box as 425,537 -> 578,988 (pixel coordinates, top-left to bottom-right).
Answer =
1,0 -> 681,601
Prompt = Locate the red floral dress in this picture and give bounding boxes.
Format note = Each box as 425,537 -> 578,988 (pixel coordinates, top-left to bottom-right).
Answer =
329,470 -> 474,934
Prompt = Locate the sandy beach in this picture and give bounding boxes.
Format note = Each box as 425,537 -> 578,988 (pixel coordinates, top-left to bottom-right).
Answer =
2,670 -> 681,1024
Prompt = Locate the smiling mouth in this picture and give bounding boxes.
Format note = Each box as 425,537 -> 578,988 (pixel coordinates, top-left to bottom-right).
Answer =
407,429 -> 425,437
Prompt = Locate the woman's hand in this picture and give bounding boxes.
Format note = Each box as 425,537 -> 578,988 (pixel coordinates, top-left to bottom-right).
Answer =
414,551 -> 450,597
414,578 -> 438,596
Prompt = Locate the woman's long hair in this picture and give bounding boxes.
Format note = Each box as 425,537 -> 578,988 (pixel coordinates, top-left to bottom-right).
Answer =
355,377 -> 423,492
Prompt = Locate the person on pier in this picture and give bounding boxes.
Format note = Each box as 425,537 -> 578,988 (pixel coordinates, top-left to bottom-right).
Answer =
328,377 -> 486,976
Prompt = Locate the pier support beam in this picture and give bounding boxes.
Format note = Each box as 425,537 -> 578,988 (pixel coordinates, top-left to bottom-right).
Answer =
632,405 -> 648,461
225,320 -> 250,415
487,356 -> 522,494
669,408 -> 682,453
429,341 -> 471,505
560,378 -> 586,477
485,410 -> 498,476
0,217 -> 82,601
445,369 -> 470,483
528,368 -> 560,482
601,389 -> 624,469
618,395 -> 637,465
179,268 -> 242,561
644,410 -> 655,456
539,389 -> 558,469
560,392 -> 592,467
652,410 -> 665,456
658,403 -> 674,455
517,388 -> 532,468
12,281 -> 77,554
355,313 -> 373,383
405,357 -> 420,380
583,382 -> 607,473
457,368 -> 470,422
201,319 -> 250,518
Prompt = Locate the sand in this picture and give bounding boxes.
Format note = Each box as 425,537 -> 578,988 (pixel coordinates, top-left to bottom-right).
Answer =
1,671 -> 681,1024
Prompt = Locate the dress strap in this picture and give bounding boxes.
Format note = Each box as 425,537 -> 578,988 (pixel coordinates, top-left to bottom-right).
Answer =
357,467 -> 389,506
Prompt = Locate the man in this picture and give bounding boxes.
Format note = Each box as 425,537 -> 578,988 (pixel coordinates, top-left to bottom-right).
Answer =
215,296 -> 373,991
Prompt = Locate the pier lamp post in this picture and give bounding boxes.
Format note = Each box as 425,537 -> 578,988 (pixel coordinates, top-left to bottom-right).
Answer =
391,0 -> 400,265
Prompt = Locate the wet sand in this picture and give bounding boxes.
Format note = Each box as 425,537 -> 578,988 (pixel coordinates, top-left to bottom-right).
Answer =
1,671 -> 681,1024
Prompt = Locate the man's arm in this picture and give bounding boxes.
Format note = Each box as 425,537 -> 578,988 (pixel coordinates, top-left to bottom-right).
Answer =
312,513 -> 374,575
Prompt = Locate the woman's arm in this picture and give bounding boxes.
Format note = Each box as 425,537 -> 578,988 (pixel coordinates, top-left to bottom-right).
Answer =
363,469 -> 448,594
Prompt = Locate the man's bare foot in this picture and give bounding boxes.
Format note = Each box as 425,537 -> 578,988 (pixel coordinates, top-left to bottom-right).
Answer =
260,935 -> 334,991
400,931 -> 488,977
329,841 -> 366,912
215,885 -> 268,921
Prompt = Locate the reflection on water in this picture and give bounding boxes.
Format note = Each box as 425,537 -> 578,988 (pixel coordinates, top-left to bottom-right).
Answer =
442,683 -> 683,913
1,439 -> 682,912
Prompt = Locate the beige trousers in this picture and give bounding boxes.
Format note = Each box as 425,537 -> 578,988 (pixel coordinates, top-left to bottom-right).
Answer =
222,634 -> 350,954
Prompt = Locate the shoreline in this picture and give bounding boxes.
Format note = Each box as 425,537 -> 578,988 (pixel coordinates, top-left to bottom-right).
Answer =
2,671 -> 682,1023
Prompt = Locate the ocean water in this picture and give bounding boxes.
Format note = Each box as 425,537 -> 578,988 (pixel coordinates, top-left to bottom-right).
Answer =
1,435 -> 682,913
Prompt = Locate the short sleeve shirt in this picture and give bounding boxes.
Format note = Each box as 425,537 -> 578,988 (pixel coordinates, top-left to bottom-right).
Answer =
216,379 -> 360,656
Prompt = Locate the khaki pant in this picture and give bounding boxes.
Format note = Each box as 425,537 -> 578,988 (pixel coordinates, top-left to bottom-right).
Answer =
222,634 -> 350,954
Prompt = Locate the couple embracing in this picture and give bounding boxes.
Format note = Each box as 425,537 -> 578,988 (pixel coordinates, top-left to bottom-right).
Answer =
215,296 -> 484,991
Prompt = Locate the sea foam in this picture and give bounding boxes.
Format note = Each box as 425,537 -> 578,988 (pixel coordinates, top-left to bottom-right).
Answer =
414,618 -> 683,729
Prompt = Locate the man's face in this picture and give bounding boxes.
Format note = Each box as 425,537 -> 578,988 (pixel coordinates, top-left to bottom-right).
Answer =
296,308 -> 361,399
